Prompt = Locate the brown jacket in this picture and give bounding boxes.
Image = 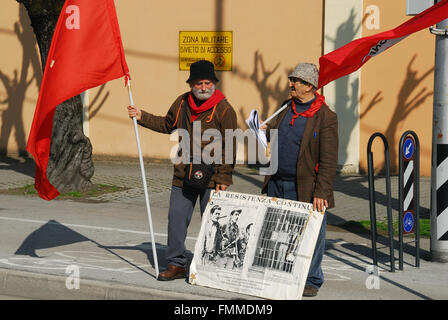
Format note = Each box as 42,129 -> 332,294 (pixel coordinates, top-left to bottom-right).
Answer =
261,100 -> 338,208
138,92 -> 238,188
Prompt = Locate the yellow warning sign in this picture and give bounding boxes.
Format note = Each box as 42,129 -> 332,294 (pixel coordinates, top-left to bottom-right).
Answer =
179,31 -> 232,71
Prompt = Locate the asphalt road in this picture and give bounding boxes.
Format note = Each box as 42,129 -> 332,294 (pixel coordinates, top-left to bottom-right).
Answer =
0,158 -> 446,300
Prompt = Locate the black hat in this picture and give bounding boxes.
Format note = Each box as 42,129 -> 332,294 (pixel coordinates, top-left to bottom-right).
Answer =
186,60 -> 219,83
230,209 -> 242,216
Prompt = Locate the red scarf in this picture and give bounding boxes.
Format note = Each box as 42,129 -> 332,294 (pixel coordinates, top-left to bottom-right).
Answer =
188,89 -> 226,122
289,92 -> 326,126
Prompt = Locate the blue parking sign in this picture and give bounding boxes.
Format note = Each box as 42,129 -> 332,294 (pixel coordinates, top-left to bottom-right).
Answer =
403,137 -> 414,160
403,211 -> 414,233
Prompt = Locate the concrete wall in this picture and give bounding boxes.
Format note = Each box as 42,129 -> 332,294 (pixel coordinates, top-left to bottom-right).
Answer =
78,1 -> 323,163
323,0 -> 363,174
0,2 -> 41,158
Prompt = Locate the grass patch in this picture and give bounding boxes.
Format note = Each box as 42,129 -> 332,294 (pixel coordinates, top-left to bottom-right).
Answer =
341,219 -> 431,238
0,184 -> 127,201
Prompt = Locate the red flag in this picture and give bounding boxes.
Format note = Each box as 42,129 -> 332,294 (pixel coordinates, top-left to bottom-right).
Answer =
318,0 -> 448,89
26,0 -> 129,200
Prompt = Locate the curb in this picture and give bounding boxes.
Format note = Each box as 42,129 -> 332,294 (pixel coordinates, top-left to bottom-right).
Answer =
0,268 -> 218,300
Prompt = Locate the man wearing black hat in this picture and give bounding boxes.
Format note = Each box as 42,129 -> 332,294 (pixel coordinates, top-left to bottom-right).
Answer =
127,60 -> 237,281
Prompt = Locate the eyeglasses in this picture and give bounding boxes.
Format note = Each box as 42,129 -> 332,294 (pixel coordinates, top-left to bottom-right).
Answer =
289,77 -> 310,86
192,80 -> 213,88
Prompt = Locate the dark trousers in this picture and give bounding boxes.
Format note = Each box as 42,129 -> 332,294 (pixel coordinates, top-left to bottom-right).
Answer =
167,185 -> 212,268
267,178 -> 326,288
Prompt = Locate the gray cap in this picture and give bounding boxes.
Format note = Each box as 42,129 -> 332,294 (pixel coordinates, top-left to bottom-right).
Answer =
288,63 -> 319,88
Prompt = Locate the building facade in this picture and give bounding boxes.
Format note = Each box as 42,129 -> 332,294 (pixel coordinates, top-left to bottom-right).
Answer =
0,0 -> 436,175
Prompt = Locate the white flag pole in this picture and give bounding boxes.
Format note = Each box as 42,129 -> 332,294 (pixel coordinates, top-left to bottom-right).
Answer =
260,103 -> 288,127
126,80 -> 159,277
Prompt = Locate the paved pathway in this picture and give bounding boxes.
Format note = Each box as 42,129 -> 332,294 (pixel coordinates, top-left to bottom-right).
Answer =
0,156 -> 445,302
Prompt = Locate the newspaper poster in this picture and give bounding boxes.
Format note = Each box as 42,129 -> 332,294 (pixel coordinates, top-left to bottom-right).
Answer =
245,109 -> 267,149
189,190 -> 324,300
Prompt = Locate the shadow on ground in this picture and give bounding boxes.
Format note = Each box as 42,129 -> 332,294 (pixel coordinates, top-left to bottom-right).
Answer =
0,156 -> 34,178
14,220 -> 164,279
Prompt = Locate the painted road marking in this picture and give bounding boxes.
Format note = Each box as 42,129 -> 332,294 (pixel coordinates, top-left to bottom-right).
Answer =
0,216 -> 198,241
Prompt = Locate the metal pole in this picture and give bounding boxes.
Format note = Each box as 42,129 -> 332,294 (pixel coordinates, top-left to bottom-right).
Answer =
414,133 -> 420,268
430,5 -> 448,263
384,142 -> 395,272
399,131 -> 421,268
367,138 -> 378,268
126,80 -> 160,276
367,133 -> 394,272
398,135 -> 404,271
260,103 -> 288,127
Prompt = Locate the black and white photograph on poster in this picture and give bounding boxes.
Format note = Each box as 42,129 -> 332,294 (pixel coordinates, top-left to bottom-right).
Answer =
252,207 -> 309,273
200,204 -> 256,270
189,190 -> 324,300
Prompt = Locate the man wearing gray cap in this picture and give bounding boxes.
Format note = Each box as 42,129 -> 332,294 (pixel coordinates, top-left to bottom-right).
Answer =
127,60 -> 237,281
261,63 -> 338,297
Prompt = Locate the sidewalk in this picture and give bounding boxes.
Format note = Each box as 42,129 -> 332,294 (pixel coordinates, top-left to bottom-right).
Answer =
0,156 -> 446,300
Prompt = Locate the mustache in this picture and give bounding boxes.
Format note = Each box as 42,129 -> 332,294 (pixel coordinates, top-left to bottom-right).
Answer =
192,85 -> 215,100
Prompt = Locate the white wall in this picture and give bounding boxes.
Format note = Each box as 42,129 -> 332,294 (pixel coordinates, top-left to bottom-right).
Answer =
323,0 -> 363,173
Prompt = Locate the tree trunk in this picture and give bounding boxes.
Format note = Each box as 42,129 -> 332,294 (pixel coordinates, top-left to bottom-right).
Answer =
17,0 -> 94,192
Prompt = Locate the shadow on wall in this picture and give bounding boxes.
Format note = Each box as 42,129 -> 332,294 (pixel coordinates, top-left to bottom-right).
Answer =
0,5 -> 111,161
384,55 -> 433,173
0,5 -> 41,159
361,55 -> 434,174
323,8 -> 433,175
325,8 -> 362,168
230,9 -> 364,166
88,84 -> 111,120
231,10 -> 366,152
233,50 -> 291,126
